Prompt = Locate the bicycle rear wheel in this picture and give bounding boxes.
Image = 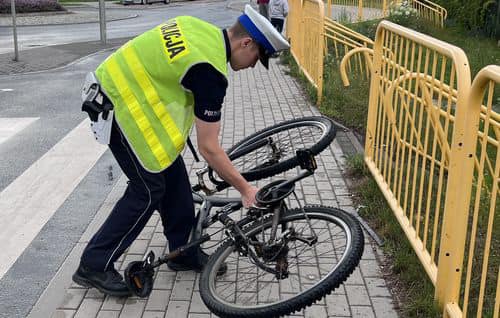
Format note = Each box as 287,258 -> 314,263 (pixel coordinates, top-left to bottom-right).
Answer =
209,116 -> 336,189
199,206 -> 364,318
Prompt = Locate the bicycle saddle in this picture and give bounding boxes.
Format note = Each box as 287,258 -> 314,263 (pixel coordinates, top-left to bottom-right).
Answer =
256,179 -> 295,206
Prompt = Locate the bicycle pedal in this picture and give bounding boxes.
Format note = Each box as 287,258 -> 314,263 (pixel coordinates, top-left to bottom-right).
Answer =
296,149 -> 317,171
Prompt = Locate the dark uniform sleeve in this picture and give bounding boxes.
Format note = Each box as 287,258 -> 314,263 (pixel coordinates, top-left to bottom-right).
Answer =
181,63 -> 228,123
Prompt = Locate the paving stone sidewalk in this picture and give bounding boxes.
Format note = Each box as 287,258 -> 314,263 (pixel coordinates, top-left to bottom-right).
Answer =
22,57 -> 399,317
0,38 -> 131,75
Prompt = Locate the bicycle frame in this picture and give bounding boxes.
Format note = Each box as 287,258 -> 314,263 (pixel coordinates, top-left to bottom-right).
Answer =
124,150 -> 320,296
193,136 -> 281,195
192,148 -> 318,241
191,191 -> 242,243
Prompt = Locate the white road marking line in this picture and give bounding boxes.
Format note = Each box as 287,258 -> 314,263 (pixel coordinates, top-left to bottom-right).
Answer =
0,89 -> 14,92
0,117 -> 39,145
0,119 -> 107,280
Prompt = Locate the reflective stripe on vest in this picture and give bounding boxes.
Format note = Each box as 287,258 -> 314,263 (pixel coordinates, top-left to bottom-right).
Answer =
96,16 -> 228,172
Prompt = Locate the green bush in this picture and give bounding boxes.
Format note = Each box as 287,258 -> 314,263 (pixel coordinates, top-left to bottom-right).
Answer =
386,1 -> 431,33
348,19 -> 379,39
347,2 -> 431,41
0,0 -> 65,14
433,0 -> 499,38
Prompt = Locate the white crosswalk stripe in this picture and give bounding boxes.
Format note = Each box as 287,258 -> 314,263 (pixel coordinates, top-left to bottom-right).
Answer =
0,119 -> 107,280
0,117 -> 38,145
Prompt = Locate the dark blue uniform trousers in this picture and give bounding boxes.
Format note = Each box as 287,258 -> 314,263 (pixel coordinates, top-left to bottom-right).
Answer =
81,121 -> 195,272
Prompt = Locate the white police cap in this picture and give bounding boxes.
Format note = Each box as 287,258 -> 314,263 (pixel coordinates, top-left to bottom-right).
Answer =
238,4 -> 290,68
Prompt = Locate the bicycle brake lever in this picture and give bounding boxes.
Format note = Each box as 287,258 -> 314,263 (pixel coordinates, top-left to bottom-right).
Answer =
194,168 -> 217,195
221,202 -> 243,214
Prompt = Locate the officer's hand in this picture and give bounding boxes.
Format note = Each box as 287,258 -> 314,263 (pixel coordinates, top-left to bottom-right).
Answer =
241,185 -> 259,208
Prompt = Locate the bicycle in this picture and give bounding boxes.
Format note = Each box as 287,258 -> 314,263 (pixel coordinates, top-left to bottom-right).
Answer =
123,116 -> 364,318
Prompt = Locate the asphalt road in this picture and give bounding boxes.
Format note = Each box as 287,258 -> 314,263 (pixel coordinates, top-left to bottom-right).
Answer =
0,50 -> 106,191
0,0 -> 241,190
0,0 -> 240,54
0,3 -> 240,316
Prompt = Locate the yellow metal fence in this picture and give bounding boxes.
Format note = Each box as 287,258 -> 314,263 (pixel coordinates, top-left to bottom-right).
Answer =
447,65 -> 499,318
364,20 -> 499,318
365,19 -> 470,284
324,17 -> 374,80
288,0 -> 325,104
288,0 -> 446,103
288,1 -> 497,315
408,0 -> 448,28
325,0 -> 447,27
326,0 -> 388,21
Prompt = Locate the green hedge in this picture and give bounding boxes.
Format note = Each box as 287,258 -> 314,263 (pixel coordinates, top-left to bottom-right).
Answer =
0,0 -> 65,14
433,0 -> 499,38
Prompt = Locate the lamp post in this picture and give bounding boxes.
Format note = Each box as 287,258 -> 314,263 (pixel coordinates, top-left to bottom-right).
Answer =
11,0 -> 19,61
99,0 -> 107,44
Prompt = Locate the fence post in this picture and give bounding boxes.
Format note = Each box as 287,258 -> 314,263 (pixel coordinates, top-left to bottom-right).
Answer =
364,23 -> 385,159
358,0 -> 363,21
434,57 -> 473,316
317,0 -> 325,105
382,0 -> 387,16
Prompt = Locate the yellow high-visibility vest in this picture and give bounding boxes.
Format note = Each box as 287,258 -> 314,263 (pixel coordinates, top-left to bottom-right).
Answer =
96,16 -> 228,172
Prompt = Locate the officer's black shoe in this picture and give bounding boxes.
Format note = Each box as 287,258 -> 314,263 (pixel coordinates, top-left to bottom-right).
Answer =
72,264 -> 131,297
167,250 -> 227,276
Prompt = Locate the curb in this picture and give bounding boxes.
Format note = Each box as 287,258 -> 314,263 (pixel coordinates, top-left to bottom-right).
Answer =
226,0 -> 254,12
11,46 -> 120,77
346,130 -> 365,154
0,11 -> 139,27
330,122 -> 384,246
0,37 -> 131,76
27,174 -> 127,318
67,0 -> 225,11
0,0 -> 228,26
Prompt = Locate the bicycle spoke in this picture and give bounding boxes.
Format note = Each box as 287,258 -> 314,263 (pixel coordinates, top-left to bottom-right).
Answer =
200,203 -> 364,318
229,126 -> 327,174
209,217 -> 351,307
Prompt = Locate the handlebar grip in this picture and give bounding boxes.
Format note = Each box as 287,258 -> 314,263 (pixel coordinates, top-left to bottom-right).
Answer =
208,167 -> 226,186
231,201 -> 243,210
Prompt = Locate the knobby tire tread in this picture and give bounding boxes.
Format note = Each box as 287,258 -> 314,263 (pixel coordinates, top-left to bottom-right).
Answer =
199,206 -> 364,318
228,116 -> 336,183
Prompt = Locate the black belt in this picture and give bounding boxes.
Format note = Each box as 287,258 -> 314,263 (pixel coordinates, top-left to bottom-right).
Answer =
82,90 -> 113,122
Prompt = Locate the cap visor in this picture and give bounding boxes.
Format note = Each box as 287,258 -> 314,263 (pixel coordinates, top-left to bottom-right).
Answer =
258,45 -> 269,69
259,54 -> 269,69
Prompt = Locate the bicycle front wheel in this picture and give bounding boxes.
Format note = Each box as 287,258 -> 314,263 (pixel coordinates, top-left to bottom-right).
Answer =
199,206 -> 364,318
227,116 -> 336,182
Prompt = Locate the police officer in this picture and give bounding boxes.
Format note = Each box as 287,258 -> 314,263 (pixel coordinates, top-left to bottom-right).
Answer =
73,5 -> 290,296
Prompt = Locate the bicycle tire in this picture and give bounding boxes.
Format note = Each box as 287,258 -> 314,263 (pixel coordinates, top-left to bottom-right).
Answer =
210,116 -> 336,190
199,206 -> 364,318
